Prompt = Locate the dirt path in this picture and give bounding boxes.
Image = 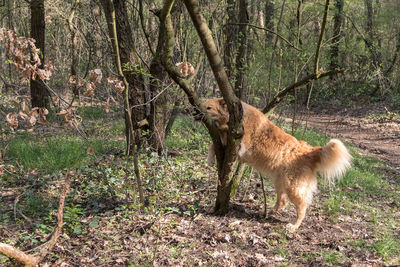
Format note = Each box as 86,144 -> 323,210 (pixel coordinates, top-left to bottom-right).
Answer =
289,104 -> 400,170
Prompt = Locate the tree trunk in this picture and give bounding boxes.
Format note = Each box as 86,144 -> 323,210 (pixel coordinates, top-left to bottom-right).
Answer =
148,14 -> 168,154
181,0 -> 243,215
330,0 -> 344,70
234,0 -> 249,99
68,0 -> 80,98
149,59 -> 168,153
30,0 -> 48,108
223,0 -> 237,79
100,0 -> 147,151
264,0 -> 274,43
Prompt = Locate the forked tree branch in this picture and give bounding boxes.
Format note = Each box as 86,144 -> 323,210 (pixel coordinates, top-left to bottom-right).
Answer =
159,0 -> 222,155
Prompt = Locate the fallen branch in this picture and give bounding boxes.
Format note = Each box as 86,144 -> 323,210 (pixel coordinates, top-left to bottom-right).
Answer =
0,171 -> 72,266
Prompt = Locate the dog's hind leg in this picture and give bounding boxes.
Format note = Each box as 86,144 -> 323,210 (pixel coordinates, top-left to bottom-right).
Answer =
286,185 -> 309,232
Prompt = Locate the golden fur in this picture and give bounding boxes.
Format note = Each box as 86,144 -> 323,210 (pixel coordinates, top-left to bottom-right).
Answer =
203,98 -> 352,231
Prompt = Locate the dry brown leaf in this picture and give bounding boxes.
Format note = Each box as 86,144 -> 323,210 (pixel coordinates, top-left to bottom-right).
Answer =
18,111 -> 28,120
27,115 -> 37,127
89,69 -> 102,84
39,107 -> 48,123
84,82 -> 95,97
76,80 -> 85,89
0,165 -> 4,176
6,113 -> 18,131
52,97 -> 59,106
87,146 -> 95,155
176,61 -> 195,77
105,97 -> 110,113
7,164 -> 17,173
11,97 -> 19,108
21,100 -> 30,114
69,75 -> 77,85
57,109 -> 68,115
107,77 -> 124,94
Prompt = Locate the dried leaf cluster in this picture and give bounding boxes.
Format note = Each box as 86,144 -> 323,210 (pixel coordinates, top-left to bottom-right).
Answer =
0,28 -> 54,81
176,61 -> 195,77
6,96 -> 48,132
57,108 -> 82,128
107,77 -> 125,94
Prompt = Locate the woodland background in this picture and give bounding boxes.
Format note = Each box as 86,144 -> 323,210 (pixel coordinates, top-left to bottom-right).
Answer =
0,0 -> 399,265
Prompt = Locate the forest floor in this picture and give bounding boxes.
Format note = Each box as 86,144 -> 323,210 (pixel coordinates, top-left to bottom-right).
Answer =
290,102 -> 400,170
1,102 -> 400,266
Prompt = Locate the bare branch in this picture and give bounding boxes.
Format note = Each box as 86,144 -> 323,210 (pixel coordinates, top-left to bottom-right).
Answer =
262,69 -> 345,115
228,23 -> 301,51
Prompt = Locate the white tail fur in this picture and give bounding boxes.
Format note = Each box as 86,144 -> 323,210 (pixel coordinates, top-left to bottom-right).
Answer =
318,139 -> 352,184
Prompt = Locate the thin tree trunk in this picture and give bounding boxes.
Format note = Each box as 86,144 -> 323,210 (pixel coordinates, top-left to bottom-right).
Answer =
68,0 -> 80,98
234,0 -> 249,99
365,0 -> 382,96
224,0 -> 237,79
181,0 -> 244,214
264,0 -> 274,43
101,0 -> 147,151
107,0 -> 145,206
30,0 -> 48,108
330,0 -> 344,70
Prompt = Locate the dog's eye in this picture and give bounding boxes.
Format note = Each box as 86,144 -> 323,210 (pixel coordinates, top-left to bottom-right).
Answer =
206,107 -> 211,110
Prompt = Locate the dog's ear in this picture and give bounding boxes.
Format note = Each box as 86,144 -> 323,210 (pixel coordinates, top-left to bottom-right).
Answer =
218,98 -> 227,109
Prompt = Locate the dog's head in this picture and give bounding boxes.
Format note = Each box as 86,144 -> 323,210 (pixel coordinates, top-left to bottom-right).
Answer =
202,98 -> 229,127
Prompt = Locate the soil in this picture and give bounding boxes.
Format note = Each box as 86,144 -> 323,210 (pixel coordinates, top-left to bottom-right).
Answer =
288,102 -> 400,171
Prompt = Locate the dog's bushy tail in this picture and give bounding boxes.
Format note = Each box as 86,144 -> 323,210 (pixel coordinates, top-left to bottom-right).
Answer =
318,139 -> 352,184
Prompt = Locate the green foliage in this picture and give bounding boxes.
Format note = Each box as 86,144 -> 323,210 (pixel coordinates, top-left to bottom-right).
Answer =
373,236 -> 400,260
77,106 -> 107,120
63,203 -> 85,235
4,134 -> 119,173
165,116 -> 209,154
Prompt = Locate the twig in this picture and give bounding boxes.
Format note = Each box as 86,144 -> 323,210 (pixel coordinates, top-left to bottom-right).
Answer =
130,82 -> 174,108
229,23 -> 301,51
260,174 -> 268,217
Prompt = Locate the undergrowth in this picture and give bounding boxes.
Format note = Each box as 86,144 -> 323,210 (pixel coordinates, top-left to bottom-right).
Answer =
1,115 -> 399,265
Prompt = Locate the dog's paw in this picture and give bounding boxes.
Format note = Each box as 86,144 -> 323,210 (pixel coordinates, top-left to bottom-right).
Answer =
285,223 -> 298,232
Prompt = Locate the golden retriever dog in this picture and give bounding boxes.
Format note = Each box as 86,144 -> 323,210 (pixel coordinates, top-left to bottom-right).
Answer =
203,98 -> 352,231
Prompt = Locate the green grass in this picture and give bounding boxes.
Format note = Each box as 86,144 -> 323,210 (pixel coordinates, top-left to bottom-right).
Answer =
373,236 -> 400,260
5,134 -> 120,173
165,116 -> 210,154
77,106 -> 107,120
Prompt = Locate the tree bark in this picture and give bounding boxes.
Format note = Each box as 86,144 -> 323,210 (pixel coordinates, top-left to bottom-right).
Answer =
364,0 -> 382,95
330,0 -> 344,70
148,4 -> 183,154
224,0 -> 237,79
30,0 -> 48,108
68,0 -> 80,98
234,0 -> 249,99
264,0 -> 274,43
181,0 -> 243,214
105,0 -> 145,205
100,0 -> 147,151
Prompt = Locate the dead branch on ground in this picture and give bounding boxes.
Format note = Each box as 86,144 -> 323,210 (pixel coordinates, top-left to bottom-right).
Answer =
0,171 -> 72,266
